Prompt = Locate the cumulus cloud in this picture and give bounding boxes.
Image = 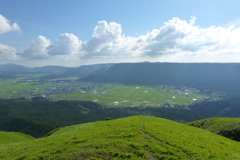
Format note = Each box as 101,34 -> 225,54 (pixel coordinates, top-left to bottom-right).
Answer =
48,33 -> 82,56
141,17 -> 199,56
5,17 -> 240,66
82,21 -> 122,53
0,14 -> 21,34
136,17 -> 240,59
0,43 -> 18,60
21,36 -> 51,59
41,17 -> 240,63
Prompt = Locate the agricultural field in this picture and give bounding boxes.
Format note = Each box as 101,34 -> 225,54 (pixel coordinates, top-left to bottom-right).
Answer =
51,85 -> 210,107
0,74 -> 55,92
0,74 -> 221,107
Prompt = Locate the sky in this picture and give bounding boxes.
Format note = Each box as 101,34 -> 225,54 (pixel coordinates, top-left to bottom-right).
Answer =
1,0 -> 240,67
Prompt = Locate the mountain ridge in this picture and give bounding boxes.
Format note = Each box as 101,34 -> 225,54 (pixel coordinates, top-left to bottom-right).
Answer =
82,62 -> 240,92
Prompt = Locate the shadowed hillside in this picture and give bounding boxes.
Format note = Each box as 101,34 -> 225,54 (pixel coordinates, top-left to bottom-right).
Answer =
187,117 -> 240,141
3,97 -> 240,138
82,62 -> 240,92
0,98 -> 103,137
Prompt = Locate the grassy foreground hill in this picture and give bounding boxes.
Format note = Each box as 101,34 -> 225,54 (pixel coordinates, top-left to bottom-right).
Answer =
0,131 -> 34,145
187,117 -> 240,141
1,116 -> 240,159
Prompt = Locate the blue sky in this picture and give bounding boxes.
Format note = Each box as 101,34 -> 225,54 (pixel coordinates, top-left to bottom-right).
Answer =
1,0 -> 240,67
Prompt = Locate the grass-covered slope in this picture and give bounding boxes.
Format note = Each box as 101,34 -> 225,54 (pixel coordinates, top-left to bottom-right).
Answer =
187,117 -> 240,141
1,116 -> 240,160
0,98 -> 103,137
0,131 -> 34,145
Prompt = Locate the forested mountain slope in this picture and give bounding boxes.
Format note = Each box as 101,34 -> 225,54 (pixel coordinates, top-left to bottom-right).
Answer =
0,98 -> 103,137
2,97 -> 240,138
83,62 -> 240,92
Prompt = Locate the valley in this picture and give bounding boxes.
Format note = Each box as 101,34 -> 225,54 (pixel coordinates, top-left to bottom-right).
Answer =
2,2 -> 240,158
0,73 -> 221,107
1,63 -> 240,159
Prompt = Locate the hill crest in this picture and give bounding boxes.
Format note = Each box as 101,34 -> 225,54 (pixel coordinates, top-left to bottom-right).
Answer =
1,115 -> 240,159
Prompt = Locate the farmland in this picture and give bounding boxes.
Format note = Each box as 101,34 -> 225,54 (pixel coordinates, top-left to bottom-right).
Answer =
51,85 -> 211,107
0,74 -> 221,107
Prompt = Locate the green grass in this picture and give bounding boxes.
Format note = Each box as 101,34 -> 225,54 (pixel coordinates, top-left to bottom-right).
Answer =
1,116 -> 240,159
33,91 -> 44,94
0,93 -> 29,99
0,74 -> 55,93
51,85 -> 207,107
16,74 -> 48,79
0,92 -> 15,98
0,131 -> 34,145
0,80 -> 56,92
50,77 -> 78,81
187,117 -> 240,141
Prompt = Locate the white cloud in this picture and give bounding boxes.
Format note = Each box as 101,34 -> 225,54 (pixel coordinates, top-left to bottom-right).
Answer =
227,18 -> 240,28
137,17 -> 240,59
3,17 -> 240,66
82,21 -> 122,53
0,14 -> 20,61
0,43 -> 18,60
21,36 -> 51,59
48,33 -> 82,56
0,14 -> 21,34
49,17 -> 240,63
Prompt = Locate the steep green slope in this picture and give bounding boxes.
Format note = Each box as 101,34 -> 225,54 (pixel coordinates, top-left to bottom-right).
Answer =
1,116 -> 240,160
0,98 -> 103,137
0,131 -> 34,145
187,117 -> 240,141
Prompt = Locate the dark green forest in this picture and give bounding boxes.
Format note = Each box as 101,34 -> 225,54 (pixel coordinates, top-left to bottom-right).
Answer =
1,96 -> 240,138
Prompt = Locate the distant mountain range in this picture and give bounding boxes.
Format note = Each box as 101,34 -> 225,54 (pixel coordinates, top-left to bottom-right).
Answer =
1,62 -> 240,92
82,62 -> 240,92
0,63 -> 114,78
0,63 -> 30,72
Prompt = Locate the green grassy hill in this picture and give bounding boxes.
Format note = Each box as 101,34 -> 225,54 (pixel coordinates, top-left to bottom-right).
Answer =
187,117 -> 240,141
0,131 -> 34,145
1,116 -> 240,159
